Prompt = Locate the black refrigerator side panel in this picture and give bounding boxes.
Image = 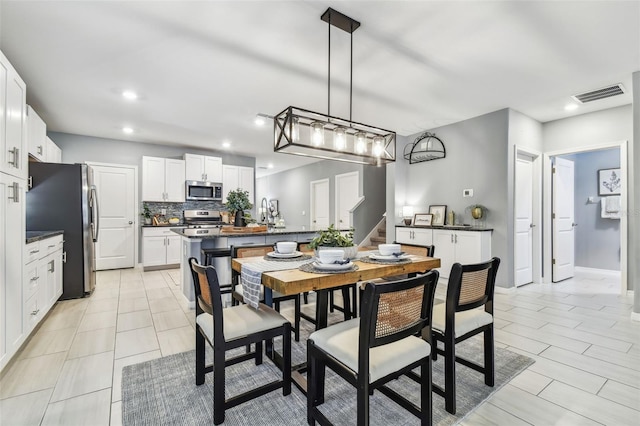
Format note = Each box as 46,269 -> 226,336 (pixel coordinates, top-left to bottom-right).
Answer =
27,163 -> 86,299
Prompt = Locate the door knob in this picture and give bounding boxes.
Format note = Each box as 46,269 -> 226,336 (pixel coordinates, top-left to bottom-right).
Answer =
572,222 -> 578,227
530,223 -> 536,228
128,221 -> 133,224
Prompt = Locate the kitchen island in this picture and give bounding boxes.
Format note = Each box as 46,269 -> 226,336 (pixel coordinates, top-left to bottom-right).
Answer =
174,226 -> 331,304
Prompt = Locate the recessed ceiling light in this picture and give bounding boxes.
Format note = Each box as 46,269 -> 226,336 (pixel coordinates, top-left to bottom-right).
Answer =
122,90 -> 138,100
122,127 -> 134,134
254,115 -> 266,126
267,163 -> 274,169
564,103 -> 578,111
222,141 -> 231,148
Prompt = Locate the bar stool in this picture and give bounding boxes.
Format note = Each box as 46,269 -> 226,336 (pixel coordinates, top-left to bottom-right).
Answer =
201,248 -> 233,295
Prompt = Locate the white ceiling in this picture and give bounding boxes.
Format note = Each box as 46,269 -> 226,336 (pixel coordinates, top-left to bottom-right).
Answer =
1,1 -> 638,177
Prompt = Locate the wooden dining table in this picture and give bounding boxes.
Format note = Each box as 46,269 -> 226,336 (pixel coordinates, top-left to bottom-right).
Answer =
231,254 -> 441,329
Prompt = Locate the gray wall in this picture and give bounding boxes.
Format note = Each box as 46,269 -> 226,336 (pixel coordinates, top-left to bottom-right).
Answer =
396,109 -> 511,288
570,149 -> 621,270
632,71 -> 639,317
256,160 -> 386,244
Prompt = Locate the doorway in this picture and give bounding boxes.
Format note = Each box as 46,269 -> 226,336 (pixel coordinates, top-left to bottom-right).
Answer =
310,178 -> 329,228
335,171 -> 359,229
514,151 -> 541,286
543,141 -> 627,294
88,162 -> 138,270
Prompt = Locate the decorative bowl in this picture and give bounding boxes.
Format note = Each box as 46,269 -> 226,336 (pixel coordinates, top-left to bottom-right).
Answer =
276,241 -> 297,254
378,243 -> 401,255
168,218 -> 180,225
317,249 -> 345,264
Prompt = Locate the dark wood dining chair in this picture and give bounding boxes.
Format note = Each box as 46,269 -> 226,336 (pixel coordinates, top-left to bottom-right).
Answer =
189,258 -> 292,425
307,270 -> 439,425
230,244 -> 302,341
430,257 -> 501,414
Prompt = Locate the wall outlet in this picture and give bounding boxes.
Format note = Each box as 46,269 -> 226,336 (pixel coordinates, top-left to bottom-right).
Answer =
463,188 -> 474,197
161,208 -> 166,215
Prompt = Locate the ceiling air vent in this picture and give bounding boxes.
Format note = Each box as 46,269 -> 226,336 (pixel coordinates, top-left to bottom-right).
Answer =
572,83 -> 625,104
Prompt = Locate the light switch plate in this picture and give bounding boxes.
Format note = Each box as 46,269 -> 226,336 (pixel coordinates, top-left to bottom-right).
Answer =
463,189 -> 473,197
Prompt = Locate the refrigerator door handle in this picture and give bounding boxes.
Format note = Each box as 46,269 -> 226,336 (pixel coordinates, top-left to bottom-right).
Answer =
90,185 -> 100,242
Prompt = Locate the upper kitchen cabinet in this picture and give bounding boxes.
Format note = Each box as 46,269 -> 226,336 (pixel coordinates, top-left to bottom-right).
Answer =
27,105 -> 46,162
0,51 -> 28,180
45,137 -> 61,163
142,156 -> 185,202
222,165 -> 254,204
184,153 -> 222,182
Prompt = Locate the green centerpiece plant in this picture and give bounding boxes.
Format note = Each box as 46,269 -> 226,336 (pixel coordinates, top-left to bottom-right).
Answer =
309,224 -> 358,259
224,188 -> 253,227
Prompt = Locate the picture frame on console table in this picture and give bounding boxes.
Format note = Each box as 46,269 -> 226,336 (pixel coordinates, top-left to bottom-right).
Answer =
428,205 -> 447,226
413,213 -> 433,227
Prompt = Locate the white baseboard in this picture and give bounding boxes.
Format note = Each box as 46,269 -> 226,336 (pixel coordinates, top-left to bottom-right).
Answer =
182,293 -> 195,310
574,266 -> 621,277
631,311 -> 640,323
495,286 -> 516,294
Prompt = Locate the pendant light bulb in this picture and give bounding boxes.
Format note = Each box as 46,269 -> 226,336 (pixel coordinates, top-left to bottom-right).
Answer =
310,122 -> 325,146
285,116 -> 300,142
373,136 -> 384,157
354,132 -> 367,154
333,127 -> 347,151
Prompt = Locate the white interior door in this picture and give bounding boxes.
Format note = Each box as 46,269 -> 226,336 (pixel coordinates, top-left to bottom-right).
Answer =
335,172 -> 359,228
515,153 -> 534,286
552,157 -> 575,282
310,178 -> 329,228
91,164 -> 136,270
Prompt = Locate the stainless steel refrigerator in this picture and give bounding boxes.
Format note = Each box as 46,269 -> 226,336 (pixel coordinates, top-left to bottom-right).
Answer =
27,163 -> 99,299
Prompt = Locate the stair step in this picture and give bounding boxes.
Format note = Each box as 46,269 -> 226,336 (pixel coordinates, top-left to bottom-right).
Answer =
370,236 -> 386,244
378,229 -> 386,237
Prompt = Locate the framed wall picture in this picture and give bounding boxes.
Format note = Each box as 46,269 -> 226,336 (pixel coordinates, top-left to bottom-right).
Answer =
598,168 -> 621,196
413,213 -> 433,227
429,205 -> 447,226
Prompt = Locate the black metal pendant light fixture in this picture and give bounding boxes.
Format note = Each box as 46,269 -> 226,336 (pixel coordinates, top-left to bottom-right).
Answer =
274,8 -> 396,165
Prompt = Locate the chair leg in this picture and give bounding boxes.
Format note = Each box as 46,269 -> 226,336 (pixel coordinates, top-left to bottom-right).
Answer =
294,295 -> 301,342
356,378 -> 369,426
421,355 -> 432,425
282,323 -> 292,396
307,345 -> 317,424
329,291 -> 334,313
341,286 -> 351,321
444,334 -> 457,414
303,291 -> 309,304
485,326 -> 495,387
213,346 -> 226,425
195,327 -> 205,385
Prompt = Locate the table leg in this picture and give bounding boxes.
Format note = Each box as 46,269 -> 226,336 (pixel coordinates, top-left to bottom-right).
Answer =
315,290 -> 329,329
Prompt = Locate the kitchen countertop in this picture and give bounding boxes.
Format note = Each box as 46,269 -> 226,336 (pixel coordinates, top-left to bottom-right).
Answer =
396,224 -> 493,232
141,224 -> 185,228
26,230 -> 64,244
172,226 -> 346,239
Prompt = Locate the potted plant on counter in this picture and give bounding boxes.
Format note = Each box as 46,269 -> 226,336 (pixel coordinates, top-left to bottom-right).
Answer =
141,203 -> 152,225
309,224 -> 358,259
224,188 -> 253,227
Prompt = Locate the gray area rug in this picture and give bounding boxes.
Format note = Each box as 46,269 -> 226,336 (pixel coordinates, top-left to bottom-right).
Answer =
122,307 -> 533,425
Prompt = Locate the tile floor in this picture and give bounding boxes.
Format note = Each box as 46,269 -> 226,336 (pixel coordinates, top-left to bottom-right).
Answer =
0,267 -> 638,425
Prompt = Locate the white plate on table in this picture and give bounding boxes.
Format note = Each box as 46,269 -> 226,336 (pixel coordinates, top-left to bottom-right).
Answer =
267,251 -> 303,259
369,252 -> 411,261
313,261 -> 354,271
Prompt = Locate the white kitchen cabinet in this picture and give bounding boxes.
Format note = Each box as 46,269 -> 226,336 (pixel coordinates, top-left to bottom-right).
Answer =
21,235 -> 63,337
45,136 -> 62,163
432,229 -> 492,279
395,227 -> 432,246
143,227 -> 184,270
142,156 -> 185,202
184,153 -> 222,182
0,174 -> 26,371
1,51 -> 28,180
222,165 -> 254,204
27,105 -> 47,162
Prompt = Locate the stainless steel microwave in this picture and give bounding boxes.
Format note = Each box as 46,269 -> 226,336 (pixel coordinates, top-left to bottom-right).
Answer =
185,181 -> 223,201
